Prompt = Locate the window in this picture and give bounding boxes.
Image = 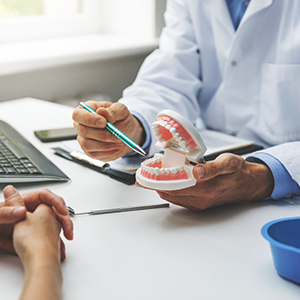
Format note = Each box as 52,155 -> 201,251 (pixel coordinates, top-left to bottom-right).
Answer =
0,0 -> 44,18
0,0 -> 165,76
0,0 -> 102,43
0,0 -> 165,44
0,0 -> 85,18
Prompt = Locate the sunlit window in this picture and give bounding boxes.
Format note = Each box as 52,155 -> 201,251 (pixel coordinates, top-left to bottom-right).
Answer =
0,0 -> 103,43
0,0 -> 163,44
0,0 -> 84,18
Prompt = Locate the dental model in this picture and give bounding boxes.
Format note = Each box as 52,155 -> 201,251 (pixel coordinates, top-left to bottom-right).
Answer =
136,110 -> 207,190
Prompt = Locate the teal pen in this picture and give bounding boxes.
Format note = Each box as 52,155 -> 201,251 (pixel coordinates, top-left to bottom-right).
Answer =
79,102 -> 146,156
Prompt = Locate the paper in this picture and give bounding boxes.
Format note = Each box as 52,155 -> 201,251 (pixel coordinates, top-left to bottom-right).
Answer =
61,140 -> 141,171
200,129 -> 254,155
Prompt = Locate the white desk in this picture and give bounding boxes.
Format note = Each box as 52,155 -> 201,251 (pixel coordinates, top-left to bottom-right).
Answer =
0,98 -> 300,300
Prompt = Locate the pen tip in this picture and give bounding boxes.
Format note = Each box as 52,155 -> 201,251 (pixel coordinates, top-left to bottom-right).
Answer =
134,145 -> 146,156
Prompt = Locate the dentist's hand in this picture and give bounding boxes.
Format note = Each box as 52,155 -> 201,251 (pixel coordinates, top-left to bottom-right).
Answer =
137,153 -> 274,211
72,101 -> 145,161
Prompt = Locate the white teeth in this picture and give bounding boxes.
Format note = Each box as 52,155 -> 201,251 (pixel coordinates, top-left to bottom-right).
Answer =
141,162 -> 186,177
154,167 -> 160,175
171,167 -> 177,174
153,120 -> 191,152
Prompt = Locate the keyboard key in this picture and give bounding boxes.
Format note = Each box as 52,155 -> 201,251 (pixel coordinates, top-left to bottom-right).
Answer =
1,139 -> 26,159
16,168 -> 30,174
28,168 -> 42,174
3,167 -> 17,174
1,163 -> 12,167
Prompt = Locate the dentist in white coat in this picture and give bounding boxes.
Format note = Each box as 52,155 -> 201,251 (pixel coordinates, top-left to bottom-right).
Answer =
73,0 -> 300,210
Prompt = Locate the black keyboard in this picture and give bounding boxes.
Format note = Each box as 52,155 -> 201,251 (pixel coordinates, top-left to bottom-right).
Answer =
0,120 -> 69,183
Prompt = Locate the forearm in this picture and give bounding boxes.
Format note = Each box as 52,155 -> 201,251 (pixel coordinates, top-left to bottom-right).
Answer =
20,253 -> 62,300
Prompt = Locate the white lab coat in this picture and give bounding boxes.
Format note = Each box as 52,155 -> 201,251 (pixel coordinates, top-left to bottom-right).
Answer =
119,0 -> 300,184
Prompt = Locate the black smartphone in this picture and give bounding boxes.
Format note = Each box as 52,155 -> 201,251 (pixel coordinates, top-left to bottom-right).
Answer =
34,127 -> 78,143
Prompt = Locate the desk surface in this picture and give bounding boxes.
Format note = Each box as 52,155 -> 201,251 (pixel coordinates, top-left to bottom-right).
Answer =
0,98 -> 300,300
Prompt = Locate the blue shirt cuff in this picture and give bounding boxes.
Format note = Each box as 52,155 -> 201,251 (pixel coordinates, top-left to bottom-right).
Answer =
122,111 -> 151,158
246,152 -> 300,200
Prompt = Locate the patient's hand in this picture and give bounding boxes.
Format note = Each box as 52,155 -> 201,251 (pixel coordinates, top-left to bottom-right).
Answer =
13,204 -> 63,300
0,186 -> 73,256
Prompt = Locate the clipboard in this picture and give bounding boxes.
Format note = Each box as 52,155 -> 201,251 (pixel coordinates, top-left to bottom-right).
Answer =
203,143 -> 264,161
52,147 -> 136,185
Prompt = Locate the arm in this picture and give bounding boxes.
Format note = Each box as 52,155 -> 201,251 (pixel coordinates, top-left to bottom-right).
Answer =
72,0 -> 203,161
13,204 -> 63,300
249,142 -> 300,191
247,151 -> 300,200
119,0 -> 203,156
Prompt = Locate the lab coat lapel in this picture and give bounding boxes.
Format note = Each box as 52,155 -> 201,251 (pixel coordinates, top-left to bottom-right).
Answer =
239,0 -> 273,28
204,0 -> 274,75
203,0 -> 234,36
203,0 -> 235,74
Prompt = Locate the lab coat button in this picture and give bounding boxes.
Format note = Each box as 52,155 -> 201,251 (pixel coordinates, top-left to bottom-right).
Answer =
231,61 -> 237,66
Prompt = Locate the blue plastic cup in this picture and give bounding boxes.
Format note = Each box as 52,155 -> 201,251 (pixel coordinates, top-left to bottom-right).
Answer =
261,217 -> 300,285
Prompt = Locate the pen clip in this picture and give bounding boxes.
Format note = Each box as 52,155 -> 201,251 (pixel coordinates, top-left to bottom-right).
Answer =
70,150 -> 109,169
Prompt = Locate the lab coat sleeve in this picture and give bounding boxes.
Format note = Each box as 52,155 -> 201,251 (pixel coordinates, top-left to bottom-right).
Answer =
248,142 -> 300,192
247,152 -> 300,200
118,0 -> 203,156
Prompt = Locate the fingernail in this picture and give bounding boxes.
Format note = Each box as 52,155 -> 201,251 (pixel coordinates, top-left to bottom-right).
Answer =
60,203 -> 68,214
197,166 -> 205,179
4,186 -> 17,198
13,207 -> 26,218
68,225 -> 74,240
96,119 -> 104,127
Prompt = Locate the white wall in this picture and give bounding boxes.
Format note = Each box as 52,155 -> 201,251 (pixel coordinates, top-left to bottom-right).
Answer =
0,0 -> 166,106
0,52 -> 151,106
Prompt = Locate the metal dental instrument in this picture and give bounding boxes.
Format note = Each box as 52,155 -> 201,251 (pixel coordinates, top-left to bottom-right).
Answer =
67,203 -> 169,217
79,102 -> 146,156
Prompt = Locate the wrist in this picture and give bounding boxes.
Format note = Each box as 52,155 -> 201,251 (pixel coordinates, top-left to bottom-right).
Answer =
249,162 -> 274,200
21,250 -> 62,300
21,243 -> 60,272
133,116 -> 146,146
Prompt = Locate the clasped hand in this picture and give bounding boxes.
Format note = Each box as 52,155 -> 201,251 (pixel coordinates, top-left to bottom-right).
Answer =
0,185 -> 73,260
